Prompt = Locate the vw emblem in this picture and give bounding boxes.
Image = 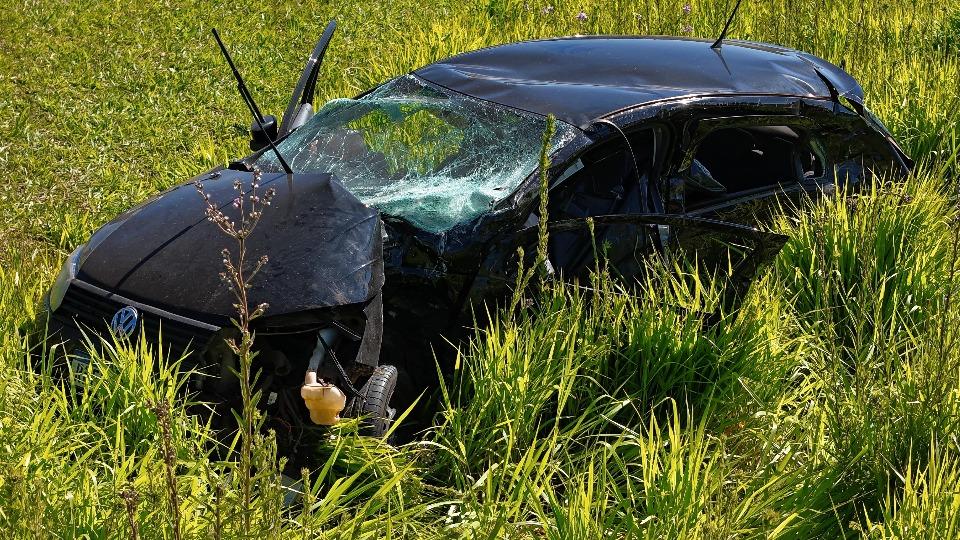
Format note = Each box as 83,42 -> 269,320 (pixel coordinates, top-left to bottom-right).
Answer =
110,306 -> 139,338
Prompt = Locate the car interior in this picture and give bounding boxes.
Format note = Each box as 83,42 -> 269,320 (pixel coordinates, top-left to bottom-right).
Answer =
547,128 -> 659,220
684,125 -> 824,208
541,129 -> 661,277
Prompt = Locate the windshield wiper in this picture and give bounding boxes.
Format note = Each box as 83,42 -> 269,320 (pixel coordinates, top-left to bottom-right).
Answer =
211,28 -> 293,174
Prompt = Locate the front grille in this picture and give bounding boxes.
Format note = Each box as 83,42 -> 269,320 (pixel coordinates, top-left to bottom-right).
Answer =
52,282 -> 219,362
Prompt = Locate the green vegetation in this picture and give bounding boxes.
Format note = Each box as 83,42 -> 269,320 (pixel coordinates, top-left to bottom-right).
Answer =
2,0 -> 959,537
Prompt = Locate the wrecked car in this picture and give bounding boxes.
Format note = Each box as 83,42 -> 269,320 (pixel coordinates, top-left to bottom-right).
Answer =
43,25 -> 911,456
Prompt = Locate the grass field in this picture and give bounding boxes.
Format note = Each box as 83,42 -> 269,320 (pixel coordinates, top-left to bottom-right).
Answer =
2,0 -> 960,537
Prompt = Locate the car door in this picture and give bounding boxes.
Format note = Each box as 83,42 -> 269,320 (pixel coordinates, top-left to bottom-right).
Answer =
539,124 -> 785,295
469,214 -> 786,316
466,119 -> 788,317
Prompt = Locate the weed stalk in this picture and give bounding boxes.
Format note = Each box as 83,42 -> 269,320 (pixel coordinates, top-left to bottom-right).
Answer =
301,467 -> 313,539
119,484 -> 140,540
148,400 -> 181,540
194,168 -> 276,536
213,482 -> 224,540
509,114 -> 556,313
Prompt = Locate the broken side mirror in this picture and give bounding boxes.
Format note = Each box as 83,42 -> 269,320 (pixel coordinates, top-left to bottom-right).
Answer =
250,114 -> 279,151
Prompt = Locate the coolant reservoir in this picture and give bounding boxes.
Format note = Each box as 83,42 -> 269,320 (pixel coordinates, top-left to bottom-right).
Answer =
300,372 -> 346,425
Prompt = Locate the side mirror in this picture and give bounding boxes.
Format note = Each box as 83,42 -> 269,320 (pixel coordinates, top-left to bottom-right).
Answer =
250,114 -> 279,151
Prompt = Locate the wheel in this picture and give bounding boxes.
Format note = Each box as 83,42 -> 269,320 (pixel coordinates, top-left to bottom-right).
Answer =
344,364 -> 398,438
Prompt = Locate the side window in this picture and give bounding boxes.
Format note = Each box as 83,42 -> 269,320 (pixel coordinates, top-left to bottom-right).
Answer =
684,125 -> 823,208
547,129 -> 658,220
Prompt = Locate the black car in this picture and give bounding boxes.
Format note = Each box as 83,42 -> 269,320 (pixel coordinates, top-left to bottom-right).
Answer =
44,26 -> 910,448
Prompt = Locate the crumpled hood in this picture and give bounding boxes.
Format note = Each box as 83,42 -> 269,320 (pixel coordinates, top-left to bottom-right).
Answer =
77,170 -> 384,321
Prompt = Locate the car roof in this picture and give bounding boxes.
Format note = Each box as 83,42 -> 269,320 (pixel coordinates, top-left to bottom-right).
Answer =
414,36 -> 861,128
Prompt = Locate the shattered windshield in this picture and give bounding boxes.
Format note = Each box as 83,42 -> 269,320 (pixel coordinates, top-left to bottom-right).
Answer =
257,75 -> 576,233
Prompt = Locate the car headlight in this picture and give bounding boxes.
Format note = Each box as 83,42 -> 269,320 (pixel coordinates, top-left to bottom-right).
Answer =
48,244 -> 84,312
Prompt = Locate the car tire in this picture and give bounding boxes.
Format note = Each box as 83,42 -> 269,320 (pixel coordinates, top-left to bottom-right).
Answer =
344,364 -> 398,438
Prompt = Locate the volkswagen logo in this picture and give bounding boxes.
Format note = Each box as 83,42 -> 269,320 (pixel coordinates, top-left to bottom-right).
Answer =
110,306 -> 139,338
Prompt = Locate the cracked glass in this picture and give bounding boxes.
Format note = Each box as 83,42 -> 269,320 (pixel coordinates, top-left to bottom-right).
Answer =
258,75 -> 577,233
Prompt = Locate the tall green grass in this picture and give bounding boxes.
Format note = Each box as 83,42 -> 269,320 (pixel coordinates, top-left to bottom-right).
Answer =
2,0 -> 960,537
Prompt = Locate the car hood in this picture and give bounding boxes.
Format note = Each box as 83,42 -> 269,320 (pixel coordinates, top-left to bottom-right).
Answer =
77,170 -> 384,322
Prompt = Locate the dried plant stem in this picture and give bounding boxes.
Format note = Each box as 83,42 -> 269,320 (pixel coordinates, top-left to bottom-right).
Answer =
119,484 -> 140,540
148,401 -> 181,540
194,169 -> 275,537
235,235 -> 256,536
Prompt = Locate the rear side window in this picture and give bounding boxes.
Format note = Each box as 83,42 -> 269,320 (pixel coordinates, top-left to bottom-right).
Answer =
686,125 -> 823,205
